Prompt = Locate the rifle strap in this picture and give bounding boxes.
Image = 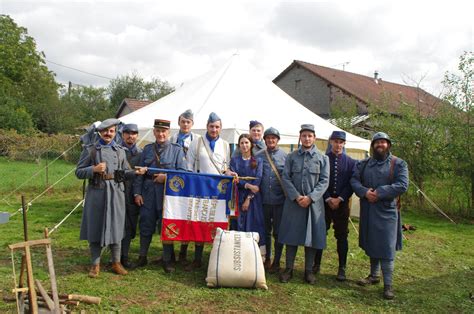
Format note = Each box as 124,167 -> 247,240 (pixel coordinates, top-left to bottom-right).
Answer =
264,149 -> 287,197
200,137 -> 226,174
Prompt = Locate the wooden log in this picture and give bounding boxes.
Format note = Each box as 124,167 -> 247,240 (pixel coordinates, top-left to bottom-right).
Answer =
8,238 -> 51,250
68,294 -> 101,305
24,245 -> 38,314
35,280 -> 55,311
44,234 -> 60,312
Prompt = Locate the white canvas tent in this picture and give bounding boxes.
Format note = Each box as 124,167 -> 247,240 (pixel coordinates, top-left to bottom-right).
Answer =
120,54 -> 370,153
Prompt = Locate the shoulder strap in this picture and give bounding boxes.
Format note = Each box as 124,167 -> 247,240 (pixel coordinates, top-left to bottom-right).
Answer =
153,143 -> 161,167
264,150 -> 287,197
201,137 -> 223,174
89,146 -> 98,165
389,156 -> 397,183
195,138 -> 201,172
389,156 -> 401,211
360,157 -> 370,185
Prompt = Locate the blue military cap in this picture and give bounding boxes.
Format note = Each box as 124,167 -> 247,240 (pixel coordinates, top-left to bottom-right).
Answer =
330,130 -> 346,141
122,123 -> 139,133
249,120 -> 263,129
97,118 -> 121,131
207,112 -> 221,124
179,109 -> 194,121
300,124 -> 315,134
263,127 -> 280,139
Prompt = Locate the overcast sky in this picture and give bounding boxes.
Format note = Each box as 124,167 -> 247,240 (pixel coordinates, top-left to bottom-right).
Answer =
2,0 -> 473,96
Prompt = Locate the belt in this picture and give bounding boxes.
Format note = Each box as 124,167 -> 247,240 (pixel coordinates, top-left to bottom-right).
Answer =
101,174 -> 115,180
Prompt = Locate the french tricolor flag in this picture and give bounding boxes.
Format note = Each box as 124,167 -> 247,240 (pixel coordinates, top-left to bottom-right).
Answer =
161,171 -> 236,243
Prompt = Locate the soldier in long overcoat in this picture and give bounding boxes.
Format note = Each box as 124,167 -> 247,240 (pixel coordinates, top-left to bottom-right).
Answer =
350,132 -> 409,300
278,124 -> 329,285
120,123 -> 143,268
76,118 -> 143,278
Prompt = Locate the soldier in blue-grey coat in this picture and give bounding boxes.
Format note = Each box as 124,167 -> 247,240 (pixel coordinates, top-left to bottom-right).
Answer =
256,127 -> 287,273
76,118 -> 145,278
133,119 -> 187,273
350,132 -> 409,300
279,124 -> 329,285
120,123 -> 143,268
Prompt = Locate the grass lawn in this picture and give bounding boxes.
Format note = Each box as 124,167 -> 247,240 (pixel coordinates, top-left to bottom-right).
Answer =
0,158 -> 473,312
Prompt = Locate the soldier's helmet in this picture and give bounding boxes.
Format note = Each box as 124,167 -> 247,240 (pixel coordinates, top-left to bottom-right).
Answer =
263,127 -> 280,140
371,132 -> 391,146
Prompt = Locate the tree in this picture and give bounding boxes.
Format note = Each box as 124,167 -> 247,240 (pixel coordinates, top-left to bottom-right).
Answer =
59,85 -> 115,130
441,51 -> 473,212
0,15 -> 61,133
108,73 -> 174,108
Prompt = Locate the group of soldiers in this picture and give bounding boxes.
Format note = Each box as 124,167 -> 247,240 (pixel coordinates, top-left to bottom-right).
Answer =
76,109 -> 408,300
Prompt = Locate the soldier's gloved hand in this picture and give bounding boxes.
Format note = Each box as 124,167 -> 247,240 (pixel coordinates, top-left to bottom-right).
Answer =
134,195 -> 144,206
93,162 -> 106,173
135,166 -> 148,175
153,173 -> 167,184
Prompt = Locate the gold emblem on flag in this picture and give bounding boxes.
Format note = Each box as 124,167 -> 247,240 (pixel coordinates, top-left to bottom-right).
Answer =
169,175 -> 185,192
217,179 -> 230,194
165,223 -> 180,239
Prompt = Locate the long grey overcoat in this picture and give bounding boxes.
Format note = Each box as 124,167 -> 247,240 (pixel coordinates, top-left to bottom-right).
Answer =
76,142 -> 135,246
279,146 -> 329,249
350,154 -> 409,259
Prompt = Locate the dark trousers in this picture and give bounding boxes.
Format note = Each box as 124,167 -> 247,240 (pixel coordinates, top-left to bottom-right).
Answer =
263,203 -> 284,263
315,201 -> 350,268
121,203 -> 140,259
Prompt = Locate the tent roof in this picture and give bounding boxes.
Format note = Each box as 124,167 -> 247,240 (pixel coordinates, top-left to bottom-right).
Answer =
120,54 -> 370,151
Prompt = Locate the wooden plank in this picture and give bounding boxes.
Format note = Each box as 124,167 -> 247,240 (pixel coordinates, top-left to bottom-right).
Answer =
8,238 -> 51,250
45,243 -> 61,313
35,280 -> 54,311
24,246 -> 38,314
11,287 -> 29,293
68,294 -> 101,305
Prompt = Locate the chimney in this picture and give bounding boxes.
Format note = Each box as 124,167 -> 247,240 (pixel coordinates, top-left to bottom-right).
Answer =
374,70 -> 379,84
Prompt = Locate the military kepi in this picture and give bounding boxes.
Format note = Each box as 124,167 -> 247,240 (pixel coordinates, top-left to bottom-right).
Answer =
330,130 -> 346,141
123,123 -> 139,133
97,118 -> 121,131
154,119 -> 171,129
300,124 -> 315,134
207,112 -> 221,123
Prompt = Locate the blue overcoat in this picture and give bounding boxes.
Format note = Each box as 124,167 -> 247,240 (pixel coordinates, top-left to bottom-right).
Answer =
350,154 -> 409,259
279,146 -> 329,249
76,142 -> 135,246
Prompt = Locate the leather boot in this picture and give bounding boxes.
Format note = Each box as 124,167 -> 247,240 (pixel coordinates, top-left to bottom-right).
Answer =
312,264 -> 321,274
163,260 -> 176,273
304,270 -> 316,285
383,285 -> 395,300
134,255 -> 148,268
268,260 -> 281,274
336,267 -> 346,282
178,252 -> 188,266
357,275 -> 381,286
279,268 -> 293,283
88,264 -> 100,278
184,259 -> 202,272
263,258 -> 272,270
121,256 -> 132,269
111,262 -> 128,275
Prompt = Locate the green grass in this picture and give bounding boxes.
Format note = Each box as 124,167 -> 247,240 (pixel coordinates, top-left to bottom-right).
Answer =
1,159 -> 473,312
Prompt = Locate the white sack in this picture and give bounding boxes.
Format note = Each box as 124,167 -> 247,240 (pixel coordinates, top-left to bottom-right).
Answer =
206,228 -> 268,290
